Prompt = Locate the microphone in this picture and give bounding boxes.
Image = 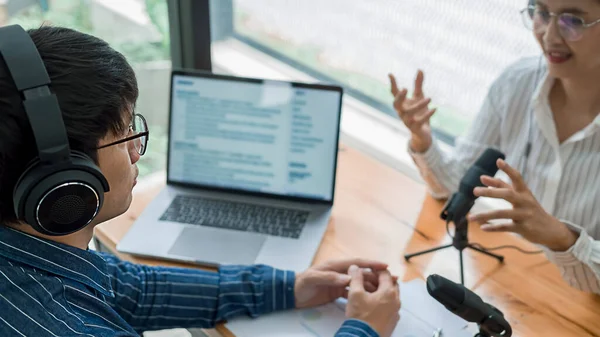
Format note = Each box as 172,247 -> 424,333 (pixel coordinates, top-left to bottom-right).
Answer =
441,148 -> 506,223
404,147 -> 507,285
426,274 -> 512,337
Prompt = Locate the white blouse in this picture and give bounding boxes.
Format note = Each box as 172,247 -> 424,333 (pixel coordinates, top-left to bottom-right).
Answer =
409,57 -> 600,294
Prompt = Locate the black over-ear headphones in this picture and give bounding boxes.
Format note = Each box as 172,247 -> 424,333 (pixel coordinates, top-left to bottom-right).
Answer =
0,25 -> 110,236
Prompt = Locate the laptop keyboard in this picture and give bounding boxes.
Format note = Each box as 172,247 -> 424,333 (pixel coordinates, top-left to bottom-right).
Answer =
159,195 -> 310,239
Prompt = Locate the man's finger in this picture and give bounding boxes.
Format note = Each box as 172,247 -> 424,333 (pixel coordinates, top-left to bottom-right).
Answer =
361,270 -> 379,286
389,74 -> 399,96
468,209 -> 527,223
498,159 -> 528,192
473,187 -> 520,204
480,222 -> 518,233
348,265 -> 365,293
301,270 -> 350,288
320,271 -> 352,286
363,270 -> 399,288
325,259 -> 389,273
364,281 -> 377,293
376,270 -> 394,293
413,70 -> 425,99
365,269 -> 399,281
481,175 -> 511,189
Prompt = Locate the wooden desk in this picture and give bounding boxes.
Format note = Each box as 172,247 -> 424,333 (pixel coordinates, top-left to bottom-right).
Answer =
95,145 -> 600,337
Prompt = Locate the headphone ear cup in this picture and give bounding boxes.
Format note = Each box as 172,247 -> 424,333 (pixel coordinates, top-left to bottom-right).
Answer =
13,153 -> 109,236
2,24 -> 111,236
70,151 -> 110,189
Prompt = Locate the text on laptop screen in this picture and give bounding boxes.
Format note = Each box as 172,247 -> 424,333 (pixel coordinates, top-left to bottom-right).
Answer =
168,74 -> 342,202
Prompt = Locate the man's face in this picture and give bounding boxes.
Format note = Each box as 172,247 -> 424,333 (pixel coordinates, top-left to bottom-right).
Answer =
93,123 -> 140,224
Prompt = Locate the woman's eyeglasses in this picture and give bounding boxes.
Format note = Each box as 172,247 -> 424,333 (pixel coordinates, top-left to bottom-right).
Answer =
97,113 -> 149,156
521,5 -> 600,42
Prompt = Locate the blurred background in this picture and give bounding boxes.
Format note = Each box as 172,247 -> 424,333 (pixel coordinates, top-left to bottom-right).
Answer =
0,0 -> 540,178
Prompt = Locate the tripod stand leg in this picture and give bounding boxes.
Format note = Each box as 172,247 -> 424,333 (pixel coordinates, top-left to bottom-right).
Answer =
468,245 -> 505,263
404,244 -> 454,261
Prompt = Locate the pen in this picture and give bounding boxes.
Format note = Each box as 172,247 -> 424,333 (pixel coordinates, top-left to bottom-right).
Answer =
433,328 -> 443,337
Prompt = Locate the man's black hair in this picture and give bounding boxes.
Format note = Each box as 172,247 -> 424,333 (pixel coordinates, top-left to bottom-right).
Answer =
0,25 -> 139,225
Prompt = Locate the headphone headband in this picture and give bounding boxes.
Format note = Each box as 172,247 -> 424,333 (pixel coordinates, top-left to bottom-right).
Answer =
0,25 -> 70,165
0,24 -> 110,235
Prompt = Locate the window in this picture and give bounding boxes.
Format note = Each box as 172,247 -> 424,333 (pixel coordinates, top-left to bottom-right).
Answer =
212,0 -> 540,141
1,0 -> 170,177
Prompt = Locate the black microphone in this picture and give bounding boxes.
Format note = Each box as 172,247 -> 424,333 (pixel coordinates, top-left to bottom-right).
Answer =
426,274 -> 512,337
441,148 -> 506,223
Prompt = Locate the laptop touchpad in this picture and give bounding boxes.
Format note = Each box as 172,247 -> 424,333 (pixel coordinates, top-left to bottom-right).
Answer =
168,227 -> 266,265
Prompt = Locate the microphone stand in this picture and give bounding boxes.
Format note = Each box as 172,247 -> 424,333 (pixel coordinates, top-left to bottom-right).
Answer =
404,194 -> 505,285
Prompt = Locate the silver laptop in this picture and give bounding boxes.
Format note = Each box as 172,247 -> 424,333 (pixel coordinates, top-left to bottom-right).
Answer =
117,70 -> 343,272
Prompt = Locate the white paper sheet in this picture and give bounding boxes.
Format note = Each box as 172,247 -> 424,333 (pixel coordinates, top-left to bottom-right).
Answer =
226,279 -> 477,337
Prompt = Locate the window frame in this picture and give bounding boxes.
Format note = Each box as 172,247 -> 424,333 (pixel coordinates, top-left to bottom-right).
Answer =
167,0 -> 213,71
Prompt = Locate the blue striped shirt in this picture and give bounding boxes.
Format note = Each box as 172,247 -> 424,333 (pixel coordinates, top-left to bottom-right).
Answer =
0,226 -> 377,337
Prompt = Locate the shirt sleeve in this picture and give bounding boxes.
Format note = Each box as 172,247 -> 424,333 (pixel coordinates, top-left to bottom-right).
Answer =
408,75 -> 505,199
335,319 -> 380,337
98,253 -> 295,332
544,221 -> 600,294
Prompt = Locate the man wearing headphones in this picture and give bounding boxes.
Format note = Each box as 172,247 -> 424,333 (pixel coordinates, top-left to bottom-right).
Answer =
0,26 -> 401,337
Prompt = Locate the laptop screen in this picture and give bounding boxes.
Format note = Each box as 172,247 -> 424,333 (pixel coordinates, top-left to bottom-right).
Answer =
167,72 -> 343,203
